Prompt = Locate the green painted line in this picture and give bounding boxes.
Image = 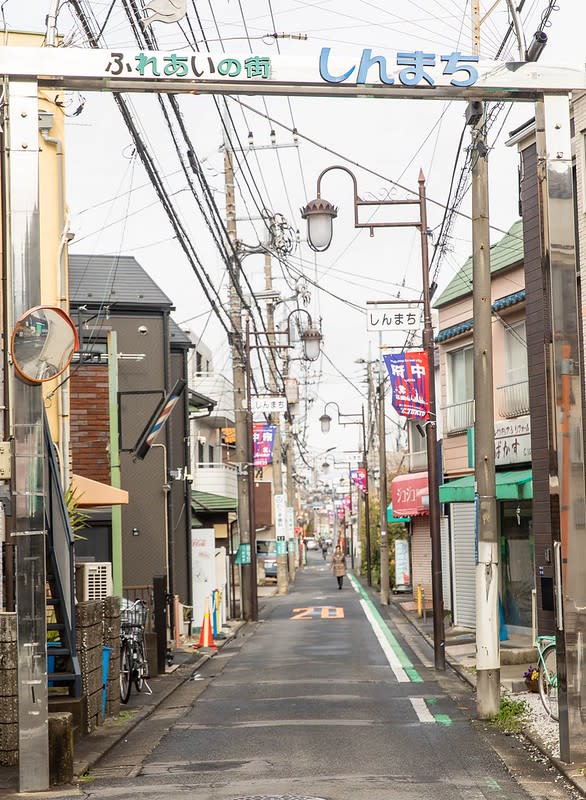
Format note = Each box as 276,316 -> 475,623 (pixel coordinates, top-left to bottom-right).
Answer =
425,696 -> 437,705
348,573 -> 422,682
434,714 -> 452,726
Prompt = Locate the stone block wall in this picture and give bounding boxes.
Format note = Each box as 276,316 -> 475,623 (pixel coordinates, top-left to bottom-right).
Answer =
103,597 -> 120,720
0,613 -> 17,766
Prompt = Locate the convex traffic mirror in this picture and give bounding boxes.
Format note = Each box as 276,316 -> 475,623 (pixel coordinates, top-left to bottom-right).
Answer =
11,305 -> 79,383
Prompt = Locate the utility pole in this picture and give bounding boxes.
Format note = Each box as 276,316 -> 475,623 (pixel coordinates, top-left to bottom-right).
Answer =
470,7 -> 499,716
264,251 -> 288,594
362,405 -> 372,586
378,336 -> 390,604
224,119 -> 256,621
419,172 -> 445,671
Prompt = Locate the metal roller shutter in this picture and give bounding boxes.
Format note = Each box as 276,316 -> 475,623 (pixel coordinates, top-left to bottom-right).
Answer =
451,502 -> 476,628
411,517 -> 432,600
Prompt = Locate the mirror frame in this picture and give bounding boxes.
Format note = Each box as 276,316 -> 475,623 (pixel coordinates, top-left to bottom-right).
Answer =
10,305 -> 79,384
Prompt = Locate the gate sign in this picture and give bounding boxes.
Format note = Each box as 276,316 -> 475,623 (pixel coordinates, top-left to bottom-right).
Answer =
1,48 -> 585,100
366,303 -> 423,332
384,351 -> 430,420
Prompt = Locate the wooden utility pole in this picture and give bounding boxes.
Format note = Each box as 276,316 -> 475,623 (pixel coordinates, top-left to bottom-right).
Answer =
378,338 -> 390,604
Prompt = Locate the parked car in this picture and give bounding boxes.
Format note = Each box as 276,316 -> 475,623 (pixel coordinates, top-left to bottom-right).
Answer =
304,536 -> 318,550
256,539 -> 277,579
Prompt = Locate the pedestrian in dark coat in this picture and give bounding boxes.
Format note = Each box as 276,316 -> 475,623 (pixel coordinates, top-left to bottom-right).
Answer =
331,545 -> 347,590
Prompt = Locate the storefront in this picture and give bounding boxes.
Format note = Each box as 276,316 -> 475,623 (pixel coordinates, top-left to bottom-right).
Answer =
439,468 -> 533,633
391,473 -> 431,599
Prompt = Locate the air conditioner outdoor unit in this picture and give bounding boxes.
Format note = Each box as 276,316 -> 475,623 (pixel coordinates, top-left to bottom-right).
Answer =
76,562 -> 113,601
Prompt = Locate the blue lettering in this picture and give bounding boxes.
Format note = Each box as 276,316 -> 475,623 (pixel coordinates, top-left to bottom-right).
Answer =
356,49 -> 394,85
319,48 -> 355,83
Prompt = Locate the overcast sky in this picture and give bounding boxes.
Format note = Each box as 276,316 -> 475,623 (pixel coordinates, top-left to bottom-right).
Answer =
5,0 -> 584,481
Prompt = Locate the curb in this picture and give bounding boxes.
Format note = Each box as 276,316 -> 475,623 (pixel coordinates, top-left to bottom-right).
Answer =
74,620 -> 247,778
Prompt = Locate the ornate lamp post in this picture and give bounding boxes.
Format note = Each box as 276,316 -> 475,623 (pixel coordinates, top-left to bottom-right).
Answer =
303,166 -> 445,670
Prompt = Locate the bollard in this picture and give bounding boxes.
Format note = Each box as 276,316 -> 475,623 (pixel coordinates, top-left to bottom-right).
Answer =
48,712 -> 73,785
416,584 -> 423,618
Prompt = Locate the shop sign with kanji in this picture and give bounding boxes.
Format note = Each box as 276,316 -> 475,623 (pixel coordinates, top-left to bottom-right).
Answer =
253,423 -> 276,467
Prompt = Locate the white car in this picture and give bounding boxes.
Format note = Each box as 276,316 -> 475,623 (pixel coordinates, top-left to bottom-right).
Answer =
304,537 -> 318,550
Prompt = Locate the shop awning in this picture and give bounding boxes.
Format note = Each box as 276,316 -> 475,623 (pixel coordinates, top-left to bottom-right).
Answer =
439,469 -> 533,503
70,473 -> 129,507
387,504 -> 411,524
192,489 -> 238,513
391,472 -> 429,516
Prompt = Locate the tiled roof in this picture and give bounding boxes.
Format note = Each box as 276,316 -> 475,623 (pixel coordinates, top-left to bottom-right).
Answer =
433,220 -> 524,308
435,289 -> 526,343
69,254 -> 173,308
169,317 -> 193,348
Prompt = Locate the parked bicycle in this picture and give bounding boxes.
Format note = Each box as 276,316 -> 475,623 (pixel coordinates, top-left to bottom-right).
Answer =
120,598 -> 150,704
536,634 -> 558,720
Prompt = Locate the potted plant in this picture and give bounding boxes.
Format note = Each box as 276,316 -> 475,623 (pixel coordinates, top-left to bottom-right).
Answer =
523,665 -> 539,692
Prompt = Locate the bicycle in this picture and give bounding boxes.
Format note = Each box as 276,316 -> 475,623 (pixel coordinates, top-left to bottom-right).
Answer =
120,598 -> 151,704
536,634 -> 558,720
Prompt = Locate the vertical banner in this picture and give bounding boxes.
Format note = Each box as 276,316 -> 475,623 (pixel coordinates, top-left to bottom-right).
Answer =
350,467 -> 367,493
253,423 -> 276,466
274,493 -> 286,540
191,528 -> 216,631
383,351 -> 430,420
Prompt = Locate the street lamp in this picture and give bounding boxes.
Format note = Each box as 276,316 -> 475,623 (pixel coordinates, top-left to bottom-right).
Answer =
303,166 -> 445,671
319,400 -> 372,585
244,308 -> 322,619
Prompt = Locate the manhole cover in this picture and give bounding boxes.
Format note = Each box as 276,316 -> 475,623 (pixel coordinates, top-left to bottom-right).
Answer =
232,796 -> 327,800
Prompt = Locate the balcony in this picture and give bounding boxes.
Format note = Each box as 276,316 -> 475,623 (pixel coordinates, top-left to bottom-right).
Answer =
444,399 -> 474,435
193,462 -> 238,499
496,379 -> 530,419
194,372 -> 234,427
408,449 -> 428,472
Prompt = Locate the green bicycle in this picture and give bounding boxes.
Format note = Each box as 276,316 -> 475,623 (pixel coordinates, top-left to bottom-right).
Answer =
536,634 -> 558,720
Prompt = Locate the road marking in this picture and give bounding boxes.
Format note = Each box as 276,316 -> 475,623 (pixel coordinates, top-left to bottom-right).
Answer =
410,696 -> 435,722
349,573 -> 422,683
291,606 -> 345,620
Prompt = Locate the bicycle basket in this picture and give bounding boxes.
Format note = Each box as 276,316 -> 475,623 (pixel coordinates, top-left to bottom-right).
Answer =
121,601 -> 148,627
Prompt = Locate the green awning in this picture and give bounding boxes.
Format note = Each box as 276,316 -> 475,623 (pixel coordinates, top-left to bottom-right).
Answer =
439,469 -> 533,503
387,504 -> 410,524
191,489 -> 238,513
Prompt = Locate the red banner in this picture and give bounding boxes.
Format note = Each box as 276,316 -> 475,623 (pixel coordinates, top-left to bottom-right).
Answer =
350,467 -> 367,493
383,351 -> 430,420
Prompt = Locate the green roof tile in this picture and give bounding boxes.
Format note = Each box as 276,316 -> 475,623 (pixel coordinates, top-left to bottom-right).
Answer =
191,490 -> 238,513
434,219 -> 523,308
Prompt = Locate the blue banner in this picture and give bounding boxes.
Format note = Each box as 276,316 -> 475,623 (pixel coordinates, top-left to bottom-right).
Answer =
383,351 -> 430,420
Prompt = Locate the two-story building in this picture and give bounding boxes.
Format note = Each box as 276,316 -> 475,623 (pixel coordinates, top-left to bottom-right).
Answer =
434,221 -> 533,635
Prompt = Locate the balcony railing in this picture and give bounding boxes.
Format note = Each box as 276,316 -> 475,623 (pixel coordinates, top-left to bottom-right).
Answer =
496,379 -> 530,419
444,399 -> 475,435
193,461 -> 238,499
408,449 -> 428,472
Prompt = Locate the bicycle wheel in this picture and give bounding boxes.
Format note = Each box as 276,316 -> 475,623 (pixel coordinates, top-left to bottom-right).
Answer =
538,643 -> 559,721
133,639 -> 146,692
119,640 -> 133,704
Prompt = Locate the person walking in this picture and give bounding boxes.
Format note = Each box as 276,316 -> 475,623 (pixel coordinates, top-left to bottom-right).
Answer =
331,545 -> 347,590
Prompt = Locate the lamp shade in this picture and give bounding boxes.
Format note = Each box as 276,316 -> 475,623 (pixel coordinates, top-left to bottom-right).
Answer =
301,198 -> 338,252
301,327 -> 322,361
320,413 -> 332,433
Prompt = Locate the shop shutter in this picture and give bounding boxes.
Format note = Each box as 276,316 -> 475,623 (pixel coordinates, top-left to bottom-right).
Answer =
441,516 -> 451,612
411,517 -> 432,600
451,502 -> 476,628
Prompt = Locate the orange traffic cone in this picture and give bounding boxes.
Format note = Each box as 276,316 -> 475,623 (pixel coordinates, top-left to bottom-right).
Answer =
193,601 -> 217,650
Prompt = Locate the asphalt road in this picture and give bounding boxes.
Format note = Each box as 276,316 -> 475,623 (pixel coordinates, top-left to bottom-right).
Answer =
61,553 -> 581,800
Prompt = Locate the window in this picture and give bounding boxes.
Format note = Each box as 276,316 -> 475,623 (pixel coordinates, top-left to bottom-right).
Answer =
208,444 -> 215,464
195,351 -> 203,375
504,321 -> 527,384
197,441 -> 204,463
448,345 -> 474,404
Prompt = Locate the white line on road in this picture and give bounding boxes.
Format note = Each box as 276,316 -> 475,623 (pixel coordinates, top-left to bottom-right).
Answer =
359,598 -> 410,682
409,696 -> 435,723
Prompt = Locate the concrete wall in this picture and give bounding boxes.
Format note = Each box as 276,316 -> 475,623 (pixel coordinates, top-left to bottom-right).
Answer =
0,613 -> 17,765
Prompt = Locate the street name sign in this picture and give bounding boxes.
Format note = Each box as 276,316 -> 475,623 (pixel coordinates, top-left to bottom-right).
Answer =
366,303 -> 423,332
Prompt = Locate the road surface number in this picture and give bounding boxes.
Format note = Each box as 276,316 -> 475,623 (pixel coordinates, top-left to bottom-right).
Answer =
291,606 -> 345,620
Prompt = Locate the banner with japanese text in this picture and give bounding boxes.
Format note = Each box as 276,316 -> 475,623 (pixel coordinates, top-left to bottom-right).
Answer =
383,351 -> 430,420
350,467 -> 367,493
253,423 -> 276,466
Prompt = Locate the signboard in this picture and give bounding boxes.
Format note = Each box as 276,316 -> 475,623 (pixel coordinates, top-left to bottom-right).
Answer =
252,395 -> 287,414
284,377 -> 299,404
234,543 -> 251,565
286,506 -> 295,540
191,528 -> 216,630
1,47 -> 584,100
391,472 -> 429,516
274,493 -> 286,541
253,423 -> 276,466
366,303 -> 423,332
467,415 -> 532,467
395,539 -> 411,588
384,351 -> 430,420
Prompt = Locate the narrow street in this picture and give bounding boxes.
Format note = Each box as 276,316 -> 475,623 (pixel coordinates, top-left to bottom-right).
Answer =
52,553 -> 578,800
